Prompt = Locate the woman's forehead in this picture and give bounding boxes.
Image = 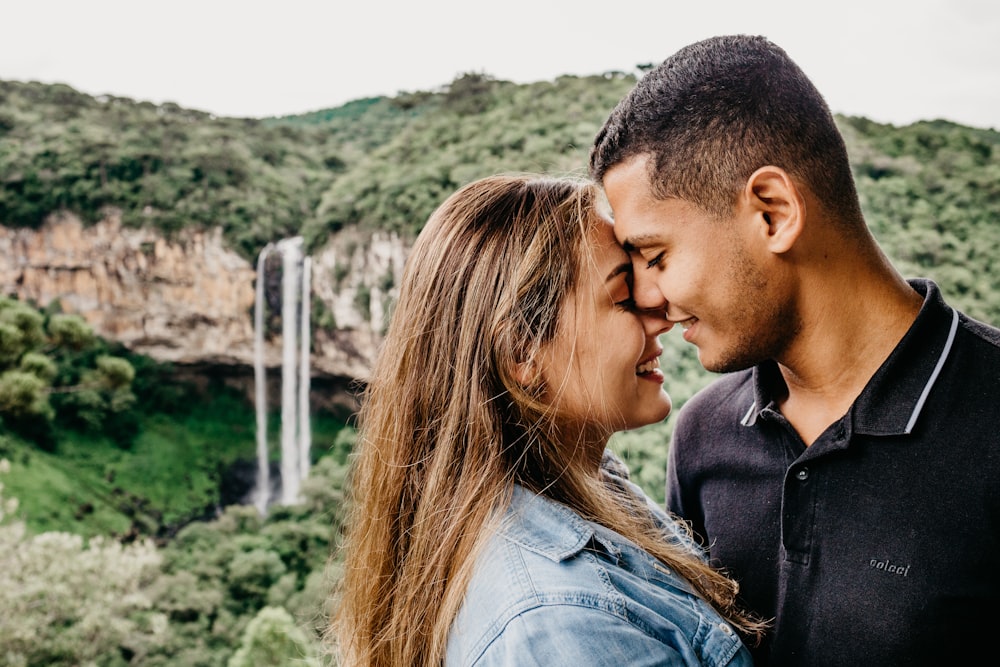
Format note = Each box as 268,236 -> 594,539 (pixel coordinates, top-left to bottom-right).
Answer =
587,215 -> 630,276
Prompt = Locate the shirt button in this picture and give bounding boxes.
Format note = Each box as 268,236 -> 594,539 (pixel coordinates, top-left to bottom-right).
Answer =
719,623 -> 733,635
796,468 -> 809,481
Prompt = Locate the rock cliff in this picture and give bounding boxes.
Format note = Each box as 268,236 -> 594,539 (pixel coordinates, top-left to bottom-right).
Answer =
0,212 -> 409,388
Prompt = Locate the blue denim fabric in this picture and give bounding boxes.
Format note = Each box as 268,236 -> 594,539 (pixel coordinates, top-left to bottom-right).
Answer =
445,483 -> 753,666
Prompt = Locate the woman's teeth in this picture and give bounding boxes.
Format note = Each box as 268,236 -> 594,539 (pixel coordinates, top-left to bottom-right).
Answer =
637,357 -> 660,374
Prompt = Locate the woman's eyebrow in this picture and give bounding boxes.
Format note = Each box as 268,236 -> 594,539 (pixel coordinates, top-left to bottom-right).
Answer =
606,261 -> 632,283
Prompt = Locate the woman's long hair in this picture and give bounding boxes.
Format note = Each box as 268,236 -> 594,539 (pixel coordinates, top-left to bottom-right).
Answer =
330,175 -> 766,666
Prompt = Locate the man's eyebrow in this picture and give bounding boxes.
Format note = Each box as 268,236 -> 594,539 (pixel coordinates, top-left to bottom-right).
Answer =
620,233 -> 662,253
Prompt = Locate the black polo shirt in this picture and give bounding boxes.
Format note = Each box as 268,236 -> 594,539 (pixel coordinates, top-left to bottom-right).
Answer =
667,279 -> 1000,667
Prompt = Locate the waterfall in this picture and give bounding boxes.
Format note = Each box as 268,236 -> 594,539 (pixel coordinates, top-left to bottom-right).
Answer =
253,244 -> 272,515
252,237 -> 312,513
298,256 -> 312,485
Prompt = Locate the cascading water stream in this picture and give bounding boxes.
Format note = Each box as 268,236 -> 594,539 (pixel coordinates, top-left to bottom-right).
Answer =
253,244 -> 272,515
279,237 -> 303,505
298,255 -> 312,486
252,237 -> 311,514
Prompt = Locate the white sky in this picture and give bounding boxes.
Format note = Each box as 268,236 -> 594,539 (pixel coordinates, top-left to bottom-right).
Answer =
2,0 -> 998,130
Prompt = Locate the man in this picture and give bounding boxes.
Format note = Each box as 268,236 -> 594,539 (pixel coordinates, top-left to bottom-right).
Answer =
590,34 -> 1000,666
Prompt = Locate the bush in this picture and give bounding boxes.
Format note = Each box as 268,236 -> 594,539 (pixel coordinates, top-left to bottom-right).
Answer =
228,606 -> 321,667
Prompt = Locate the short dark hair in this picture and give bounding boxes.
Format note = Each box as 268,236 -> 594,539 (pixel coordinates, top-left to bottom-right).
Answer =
590,34 -> 863,223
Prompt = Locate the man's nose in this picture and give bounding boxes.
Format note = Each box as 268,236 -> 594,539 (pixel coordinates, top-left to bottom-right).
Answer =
632,270 -> 667,311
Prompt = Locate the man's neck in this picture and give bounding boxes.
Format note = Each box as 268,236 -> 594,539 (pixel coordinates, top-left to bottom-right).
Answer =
775,273 -> 923,446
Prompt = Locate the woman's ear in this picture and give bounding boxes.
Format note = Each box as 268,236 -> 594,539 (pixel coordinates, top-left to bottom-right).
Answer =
511,358 -> 537,387
743,166 -> 805,254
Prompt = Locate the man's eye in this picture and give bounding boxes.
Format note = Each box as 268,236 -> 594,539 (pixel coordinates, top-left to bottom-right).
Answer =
645,252 -> 665,269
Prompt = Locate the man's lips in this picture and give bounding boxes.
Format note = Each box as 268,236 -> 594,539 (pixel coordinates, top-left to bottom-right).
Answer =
677,317 -> 698,341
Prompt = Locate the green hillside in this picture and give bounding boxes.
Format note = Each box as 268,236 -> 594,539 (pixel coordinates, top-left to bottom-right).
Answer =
3,73 -> 998,317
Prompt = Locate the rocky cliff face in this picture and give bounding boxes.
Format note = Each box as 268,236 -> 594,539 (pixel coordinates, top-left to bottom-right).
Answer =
0,212 -> 409,386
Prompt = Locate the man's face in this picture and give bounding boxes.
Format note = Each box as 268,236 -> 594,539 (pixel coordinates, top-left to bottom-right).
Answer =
601,155 -> 796,373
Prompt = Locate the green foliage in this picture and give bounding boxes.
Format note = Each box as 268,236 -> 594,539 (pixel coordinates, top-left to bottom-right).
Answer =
0,80 -> 339,260
0,409 -> 353,666
3,383 -> 235,536
19,350 -> 57,381
228,548 -> 288,609
353,284 -> 371,321
228,606 -> 321,667
47,312 -> 96,350
842,116 -> 1000,323
55,354 -> 138,438
0,321 -> 25,366
302,73 -> 638,245
95,354 -> 137,388
0,466 -> 165,666
0,370 -> 51,419
0,436 -> 133,536
442,71 -> 501,115
140,444 -> 350,665
0,298 -> 138,445
0,297 -> 45,352
96,388 -> 257,528
0,71 -> 626,253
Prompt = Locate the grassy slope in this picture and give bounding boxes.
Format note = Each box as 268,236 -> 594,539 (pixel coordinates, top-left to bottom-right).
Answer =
1,383 -> 349,538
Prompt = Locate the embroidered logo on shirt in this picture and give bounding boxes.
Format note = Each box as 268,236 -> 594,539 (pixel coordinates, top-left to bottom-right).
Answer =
869,558 -> 911,576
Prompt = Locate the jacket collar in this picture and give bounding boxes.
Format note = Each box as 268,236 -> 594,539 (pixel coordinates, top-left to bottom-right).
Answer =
499,486 -> 619,562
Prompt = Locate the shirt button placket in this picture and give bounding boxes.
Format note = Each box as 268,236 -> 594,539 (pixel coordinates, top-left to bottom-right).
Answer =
782,464 -> 814,562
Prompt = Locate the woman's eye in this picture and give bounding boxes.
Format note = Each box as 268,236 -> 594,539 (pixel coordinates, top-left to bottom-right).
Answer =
615,298 -> 638,312
645,252 -> 666,269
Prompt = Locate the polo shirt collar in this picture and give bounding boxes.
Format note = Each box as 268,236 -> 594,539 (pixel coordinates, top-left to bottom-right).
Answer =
743,279 -> 958,436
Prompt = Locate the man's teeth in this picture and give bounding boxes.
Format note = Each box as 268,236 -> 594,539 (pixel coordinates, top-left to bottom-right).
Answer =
679,318 -> 696,330
637,357 -> 660,374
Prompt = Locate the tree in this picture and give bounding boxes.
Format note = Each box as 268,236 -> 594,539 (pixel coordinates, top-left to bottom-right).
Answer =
47,313 -> 96,350
0,298 -> 139,444
0,460 -> 166,666
0,298 -> 45,365
227,606 -> 322,667
0,370 -> 52,420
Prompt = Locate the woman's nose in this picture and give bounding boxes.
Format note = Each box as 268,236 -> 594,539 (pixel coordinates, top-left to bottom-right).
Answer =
637,305 -> 672,336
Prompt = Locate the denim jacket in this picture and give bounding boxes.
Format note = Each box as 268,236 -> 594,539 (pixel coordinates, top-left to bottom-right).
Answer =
445,482 -> 753,666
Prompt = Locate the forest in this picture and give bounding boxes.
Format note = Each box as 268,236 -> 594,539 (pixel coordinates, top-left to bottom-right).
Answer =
1,70 -> 999,665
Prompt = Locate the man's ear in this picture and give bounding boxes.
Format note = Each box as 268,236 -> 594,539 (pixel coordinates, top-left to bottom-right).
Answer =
743,166 -> 805,254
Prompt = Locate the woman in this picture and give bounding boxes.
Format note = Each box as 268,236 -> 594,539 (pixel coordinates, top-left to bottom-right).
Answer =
330,174 -> 766,666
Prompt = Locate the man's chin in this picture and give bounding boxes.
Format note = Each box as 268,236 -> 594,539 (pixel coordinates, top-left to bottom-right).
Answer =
697,348 -> 755,375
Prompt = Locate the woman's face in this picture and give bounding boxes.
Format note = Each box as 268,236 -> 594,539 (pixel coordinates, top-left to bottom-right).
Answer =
536,214 -> 674,437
